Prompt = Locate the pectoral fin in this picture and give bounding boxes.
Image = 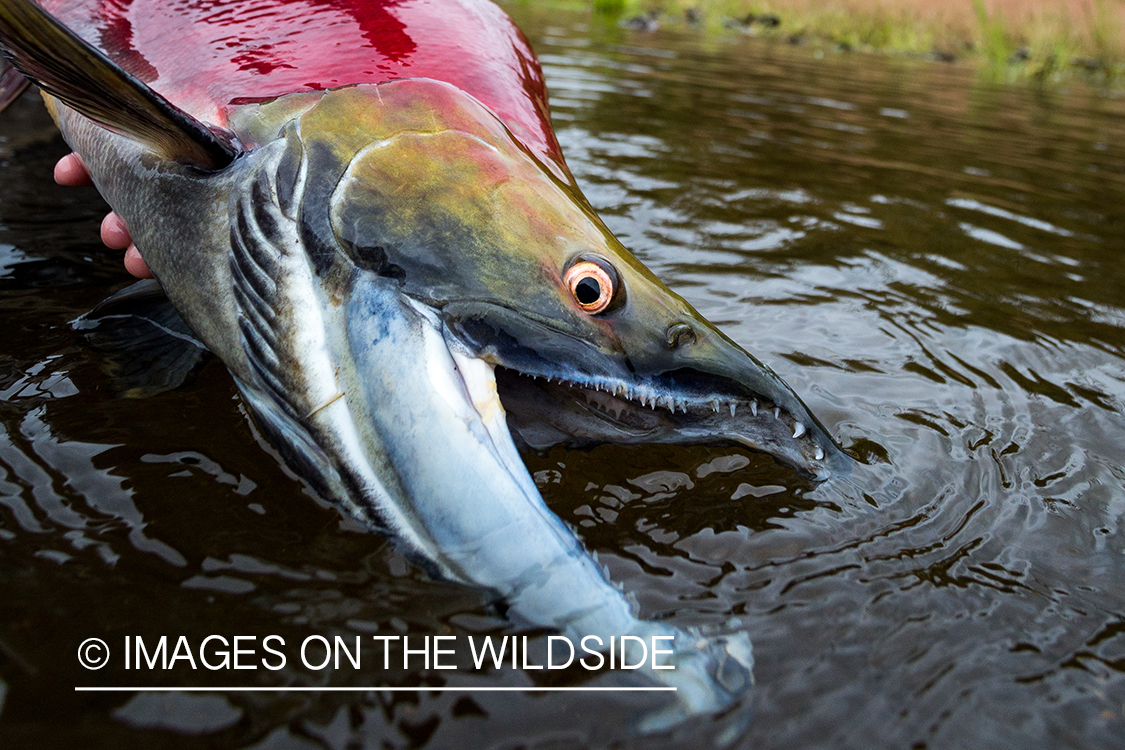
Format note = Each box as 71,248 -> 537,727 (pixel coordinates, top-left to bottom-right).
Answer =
0,0 -> 238,169
73,280 -> 211,398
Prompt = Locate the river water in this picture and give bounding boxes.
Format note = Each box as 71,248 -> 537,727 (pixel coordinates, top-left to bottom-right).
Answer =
0,4 -> 1123,749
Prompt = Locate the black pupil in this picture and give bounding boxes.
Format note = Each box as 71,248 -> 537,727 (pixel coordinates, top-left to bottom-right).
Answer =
575,276 -> 603,305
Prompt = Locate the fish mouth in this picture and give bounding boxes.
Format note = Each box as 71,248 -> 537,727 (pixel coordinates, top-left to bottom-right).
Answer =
440,300 -> 850,482
494,365 -> 849,482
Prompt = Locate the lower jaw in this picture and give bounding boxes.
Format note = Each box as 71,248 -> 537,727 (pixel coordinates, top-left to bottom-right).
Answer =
495,367 -> 828,478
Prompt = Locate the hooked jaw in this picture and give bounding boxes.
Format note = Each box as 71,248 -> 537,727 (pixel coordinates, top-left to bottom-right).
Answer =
444,299 -> 850,482
496,366 -> 846,481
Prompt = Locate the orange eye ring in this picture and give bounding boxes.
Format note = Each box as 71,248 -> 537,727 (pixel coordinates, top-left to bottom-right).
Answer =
564,259 -> 616,314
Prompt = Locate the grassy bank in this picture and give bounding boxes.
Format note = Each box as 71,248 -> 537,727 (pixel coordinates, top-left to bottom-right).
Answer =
534,0 -> 1125,83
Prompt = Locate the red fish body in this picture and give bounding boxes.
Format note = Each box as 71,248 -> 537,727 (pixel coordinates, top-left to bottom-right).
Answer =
39,0 -> 564,168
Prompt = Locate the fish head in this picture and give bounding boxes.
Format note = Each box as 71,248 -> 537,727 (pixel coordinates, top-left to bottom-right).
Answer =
282,79 -> 849,480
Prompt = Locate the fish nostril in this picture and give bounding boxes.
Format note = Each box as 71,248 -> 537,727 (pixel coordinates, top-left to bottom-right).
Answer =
666,322 -> 697,349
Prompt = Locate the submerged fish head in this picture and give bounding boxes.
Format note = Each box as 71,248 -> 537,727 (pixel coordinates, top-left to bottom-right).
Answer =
283,79 -> 848,480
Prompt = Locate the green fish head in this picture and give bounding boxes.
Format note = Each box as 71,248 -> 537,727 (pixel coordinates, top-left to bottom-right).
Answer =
278,80 -> 849,480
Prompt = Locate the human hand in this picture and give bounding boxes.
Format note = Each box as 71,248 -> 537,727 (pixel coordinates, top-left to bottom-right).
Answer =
54,153 -> 153,279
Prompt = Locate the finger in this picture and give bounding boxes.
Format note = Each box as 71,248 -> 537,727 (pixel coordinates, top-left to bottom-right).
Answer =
100,212 -> 131,250
53,153 -> 94,187
123,245 -> 153,279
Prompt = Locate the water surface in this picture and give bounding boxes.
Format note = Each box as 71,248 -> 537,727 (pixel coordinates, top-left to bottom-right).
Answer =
0,5 -> 1123,748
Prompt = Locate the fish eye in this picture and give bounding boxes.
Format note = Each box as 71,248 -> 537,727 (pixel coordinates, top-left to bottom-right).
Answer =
564,258 -> 617,314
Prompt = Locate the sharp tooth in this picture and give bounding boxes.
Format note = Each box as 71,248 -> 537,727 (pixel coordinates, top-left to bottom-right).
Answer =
750,400 -> 757,417
729,403 -> 736,417
680,400 -> 687,414
710,399 -> 719,413
793,422 -> 806,438
773,407 -> 780,420
814,446 -> 825,460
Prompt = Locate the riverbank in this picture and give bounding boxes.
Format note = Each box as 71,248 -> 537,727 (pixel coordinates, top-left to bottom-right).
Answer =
527,0 -> 1124,84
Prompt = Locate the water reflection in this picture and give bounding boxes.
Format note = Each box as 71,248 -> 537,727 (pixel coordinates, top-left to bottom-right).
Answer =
1,4 -> 1123,748
535,14 -> 1124,748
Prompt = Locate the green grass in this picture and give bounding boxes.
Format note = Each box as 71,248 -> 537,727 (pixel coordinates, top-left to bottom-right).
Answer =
514,0 -> 1124,86
972,0 -> 1011,65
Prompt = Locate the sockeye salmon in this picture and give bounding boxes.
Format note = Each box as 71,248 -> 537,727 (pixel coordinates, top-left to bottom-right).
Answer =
0,0 -> 851,731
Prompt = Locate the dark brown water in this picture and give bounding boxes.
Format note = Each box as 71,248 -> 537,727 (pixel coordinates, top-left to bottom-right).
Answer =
2,5 -> 1124,748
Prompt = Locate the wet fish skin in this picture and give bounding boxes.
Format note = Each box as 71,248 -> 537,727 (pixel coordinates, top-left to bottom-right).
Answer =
0,0 -> 854,729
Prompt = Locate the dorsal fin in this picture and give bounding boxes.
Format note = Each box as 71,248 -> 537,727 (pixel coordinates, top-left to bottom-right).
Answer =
0,0 -> 239,169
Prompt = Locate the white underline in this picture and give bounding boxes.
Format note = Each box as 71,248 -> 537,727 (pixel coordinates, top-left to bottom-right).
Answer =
74,686 -> 676,692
